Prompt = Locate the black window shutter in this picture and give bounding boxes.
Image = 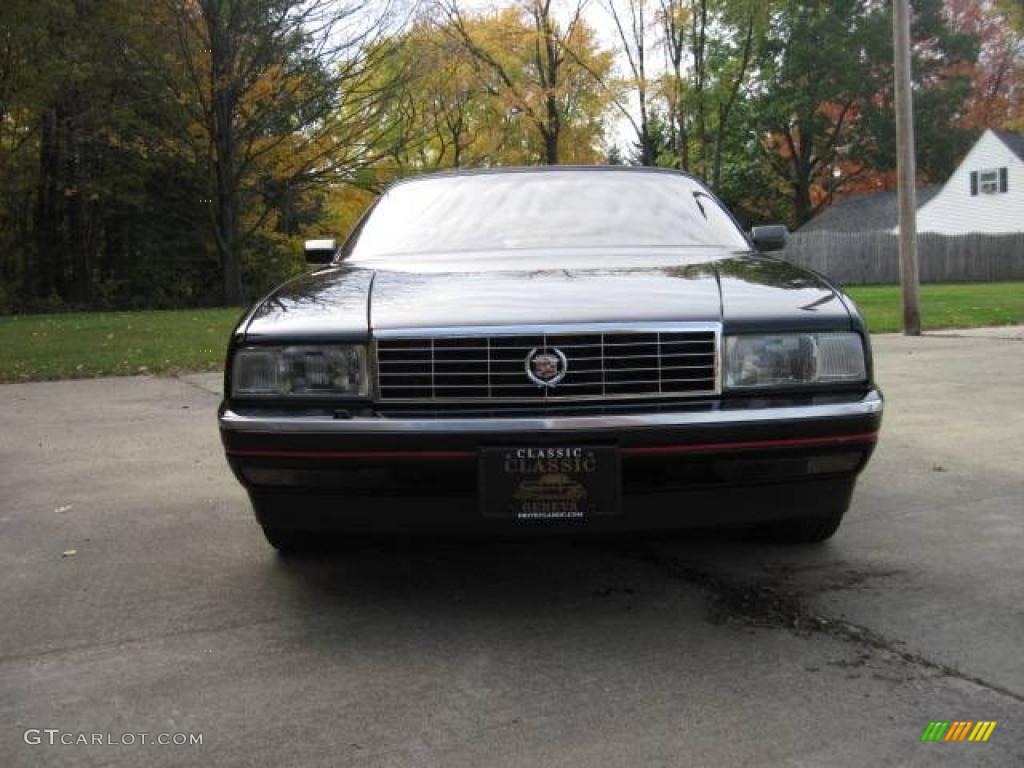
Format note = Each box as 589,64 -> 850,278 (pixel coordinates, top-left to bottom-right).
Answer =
970,171 -> 978,196
999,167 -> 1008,193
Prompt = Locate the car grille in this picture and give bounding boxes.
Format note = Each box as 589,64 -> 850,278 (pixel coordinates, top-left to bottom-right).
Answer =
375,325 -> 719,403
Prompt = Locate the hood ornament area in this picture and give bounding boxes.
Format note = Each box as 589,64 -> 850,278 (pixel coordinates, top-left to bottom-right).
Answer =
525,347 -> 568,388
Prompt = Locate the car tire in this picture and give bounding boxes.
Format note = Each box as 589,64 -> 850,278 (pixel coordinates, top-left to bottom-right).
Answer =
250,493 -> 318,555
259,526 -> 320,556
757,508 -> 846,544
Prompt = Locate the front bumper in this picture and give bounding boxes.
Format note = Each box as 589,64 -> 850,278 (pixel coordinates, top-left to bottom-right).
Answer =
219,391 -> 882,532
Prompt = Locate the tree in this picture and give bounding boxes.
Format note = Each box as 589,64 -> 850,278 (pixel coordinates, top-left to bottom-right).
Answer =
0,0 -> 1005,311
654,0 -> 767,187
10,0 -> 104,304
606,144 -> 626,164
0,0 -> 203,309
365,18 -> 524,174
945,0 -> 1023,131
602,0 -> 656,165
752,0 -> 975,226
0,1 -> 417,311
625,110 -> 675,165
134,0 -> 409,303
439,1 -> 613,165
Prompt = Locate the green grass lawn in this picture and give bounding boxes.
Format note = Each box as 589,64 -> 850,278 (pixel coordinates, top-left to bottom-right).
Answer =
846,282 -> 1024,333
0,308 -> 243,382
1,282 -> 1022,382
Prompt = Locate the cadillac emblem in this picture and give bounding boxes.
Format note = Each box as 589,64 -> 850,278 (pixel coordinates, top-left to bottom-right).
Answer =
525,347 -> 568,388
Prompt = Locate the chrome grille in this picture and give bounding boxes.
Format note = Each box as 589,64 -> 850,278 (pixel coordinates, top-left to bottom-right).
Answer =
375,325 -> 720,403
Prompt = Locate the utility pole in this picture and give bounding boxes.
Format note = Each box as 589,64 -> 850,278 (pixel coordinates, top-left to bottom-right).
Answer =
893,0 -> 921,335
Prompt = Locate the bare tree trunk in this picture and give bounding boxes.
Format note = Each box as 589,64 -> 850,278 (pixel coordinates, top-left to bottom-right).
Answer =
659,0 -> 688,170
792,176 -> 813,225
206,1 -> 243,305
635,1 -> 651,165
692,0 -> 708,178
604,0 -> 653,164
638,99 -> 652,165
218,188 -> 242,305
34,107 -> 61,301
785,128 -> 815,226
543,106 -> 560,164
213,102 -> 243,305
64,88 -> 90,305
711,12 -> 754,190
538,2 -> 562,164
679,121 -> 689,170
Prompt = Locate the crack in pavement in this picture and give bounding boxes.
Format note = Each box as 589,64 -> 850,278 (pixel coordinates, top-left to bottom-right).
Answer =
620,543 -> 1024,705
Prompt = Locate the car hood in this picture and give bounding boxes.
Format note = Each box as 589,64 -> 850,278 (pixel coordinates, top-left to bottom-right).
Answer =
243,265 -> 375,341
242,249 -> 852,340
368,249 -> 724,331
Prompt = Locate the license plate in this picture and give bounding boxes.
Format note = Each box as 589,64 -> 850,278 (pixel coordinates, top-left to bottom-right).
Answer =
479,446 -> 621,520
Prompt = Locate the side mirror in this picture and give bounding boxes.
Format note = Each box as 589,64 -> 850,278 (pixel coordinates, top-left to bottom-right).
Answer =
750,225 -> 788,252
304,238 -> 338,265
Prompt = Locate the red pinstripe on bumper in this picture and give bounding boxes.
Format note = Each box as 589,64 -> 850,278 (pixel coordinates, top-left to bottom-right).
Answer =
225,431 -> 879,461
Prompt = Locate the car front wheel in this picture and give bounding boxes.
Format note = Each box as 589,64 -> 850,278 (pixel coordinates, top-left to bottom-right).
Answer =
259,526 -> 322,555
757,507 -> 847,544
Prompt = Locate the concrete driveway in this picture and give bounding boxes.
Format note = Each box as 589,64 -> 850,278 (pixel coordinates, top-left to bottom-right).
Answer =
2,328 -> 1022,767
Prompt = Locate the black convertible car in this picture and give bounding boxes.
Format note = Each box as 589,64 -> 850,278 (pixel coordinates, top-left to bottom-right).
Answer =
219,168 -> 882,552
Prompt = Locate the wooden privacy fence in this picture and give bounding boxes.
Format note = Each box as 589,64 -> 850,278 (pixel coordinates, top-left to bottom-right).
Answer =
779,232 -> 1024,285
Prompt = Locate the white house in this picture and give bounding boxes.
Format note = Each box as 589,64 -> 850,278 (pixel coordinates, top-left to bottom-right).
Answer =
799,129 -> 1023,236
914,129 -> 1023,235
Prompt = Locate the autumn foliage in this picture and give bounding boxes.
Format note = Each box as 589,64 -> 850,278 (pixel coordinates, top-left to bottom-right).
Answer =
0,0 -> 1019,312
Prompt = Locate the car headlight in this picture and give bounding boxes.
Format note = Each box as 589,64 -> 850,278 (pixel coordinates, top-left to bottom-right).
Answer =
725,332 -> 866,389
232,345 -> 368,397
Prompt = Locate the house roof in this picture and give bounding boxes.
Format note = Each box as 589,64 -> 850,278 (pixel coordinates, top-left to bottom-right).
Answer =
800,130 -> 1021,234
798,186 -> 942,233
992,130 -> 1024,162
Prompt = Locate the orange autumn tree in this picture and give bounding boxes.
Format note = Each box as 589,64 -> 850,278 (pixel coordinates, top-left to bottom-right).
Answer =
945,0 -> 1023,132
438,0 -> 614,165
752,0 -> 976,227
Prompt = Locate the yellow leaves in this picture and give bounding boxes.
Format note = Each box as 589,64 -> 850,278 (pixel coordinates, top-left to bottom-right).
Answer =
187,119 -> 209,144
395,4 -> 615,167
242,63 -> 302,111
323,186 -> 376,239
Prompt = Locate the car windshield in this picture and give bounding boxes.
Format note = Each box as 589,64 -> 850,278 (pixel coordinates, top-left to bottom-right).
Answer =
348,170 -> 749,260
